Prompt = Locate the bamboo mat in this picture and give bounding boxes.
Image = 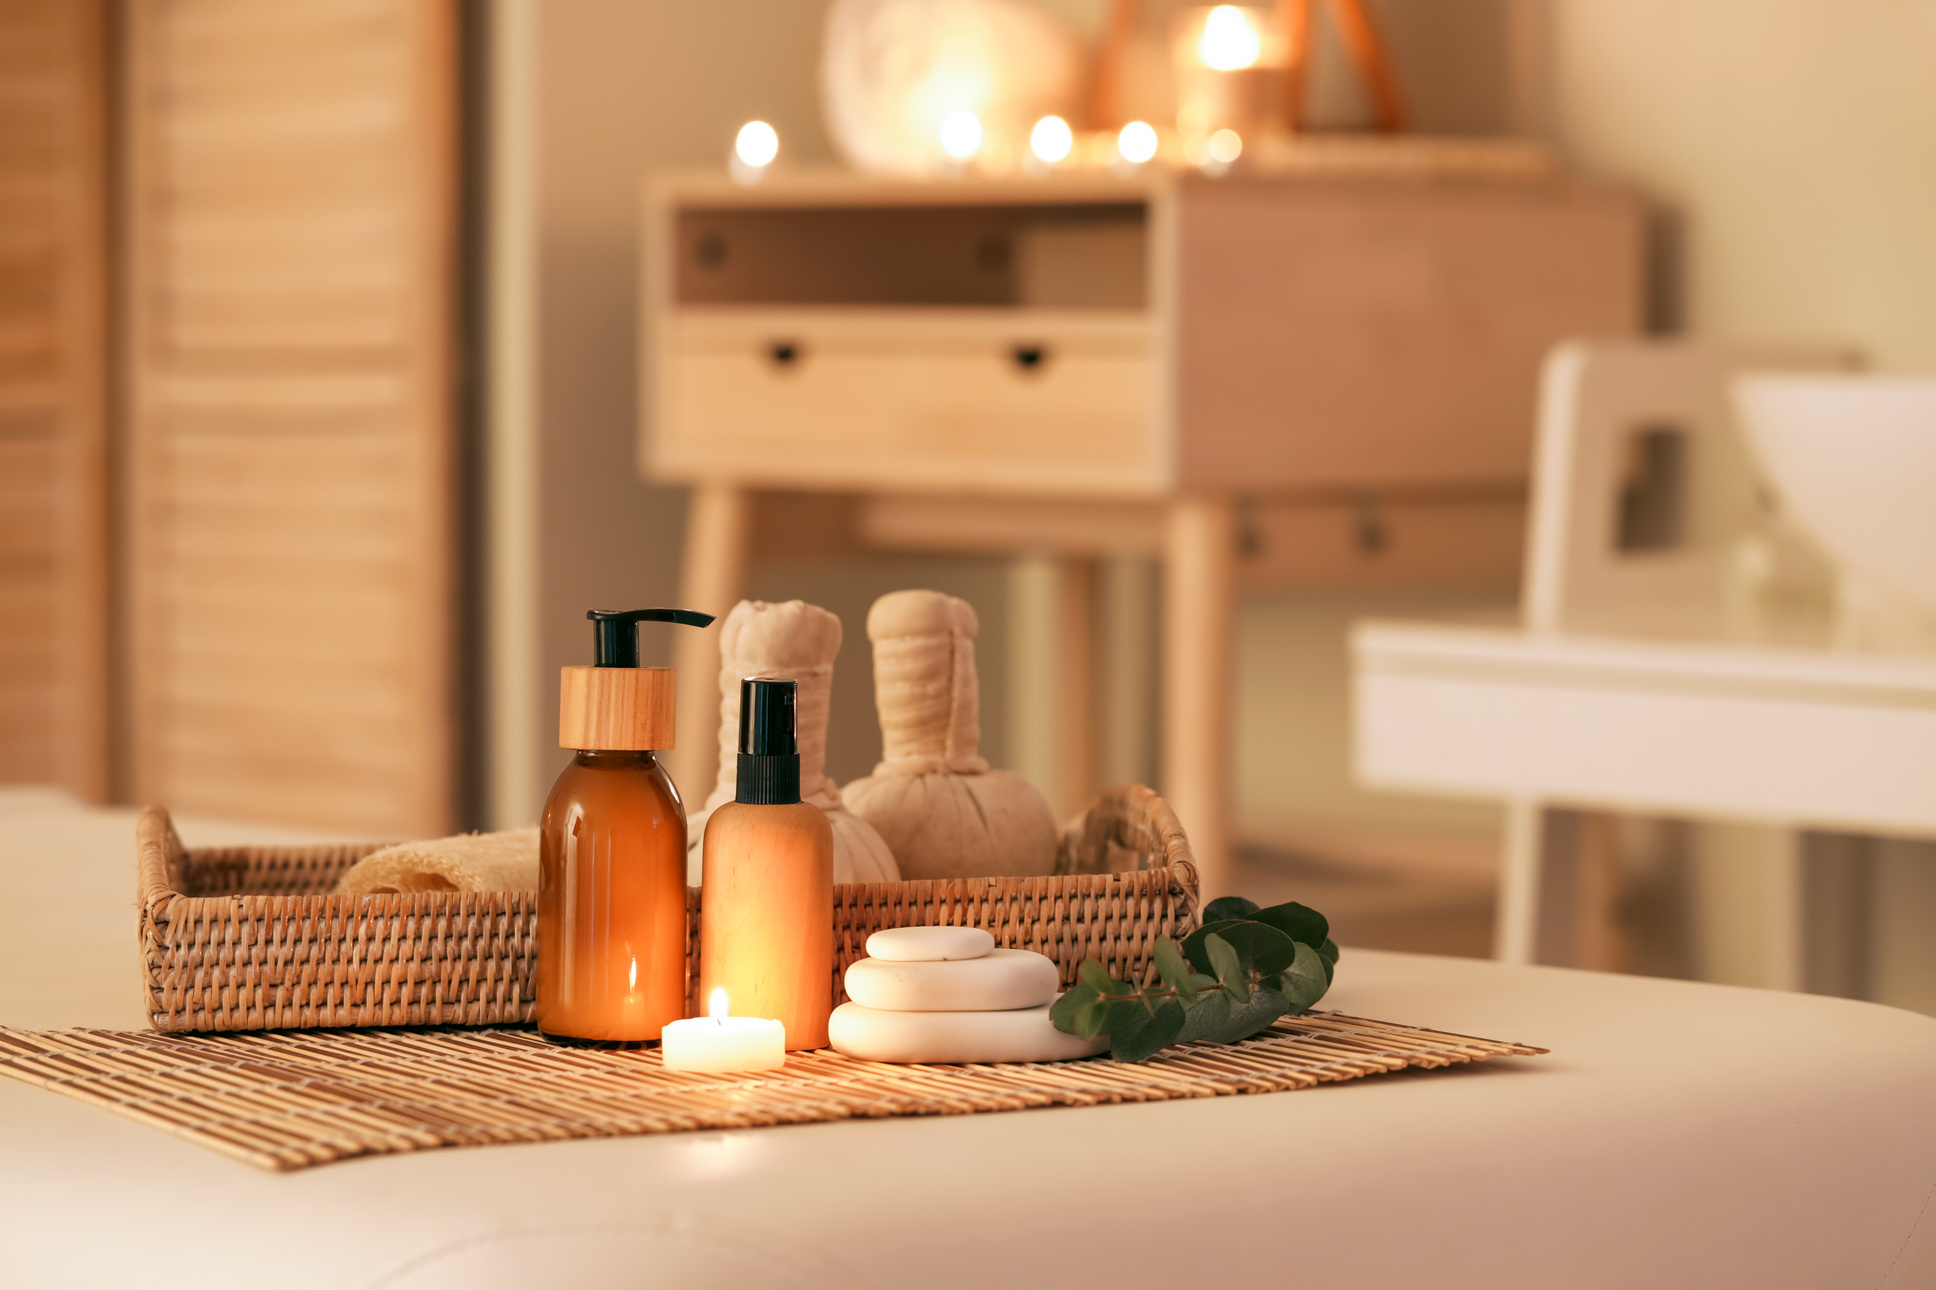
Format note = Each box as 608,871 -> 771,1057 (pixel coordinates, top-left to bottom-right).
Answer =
0,1014 -> 1544,1172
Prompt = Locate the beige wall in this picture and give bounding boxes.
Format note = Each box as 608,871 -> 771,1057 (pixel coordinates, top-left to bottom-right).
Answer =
531,1 -> 1030,811
1539,0 -> 1936,369
533,0 -> 835,808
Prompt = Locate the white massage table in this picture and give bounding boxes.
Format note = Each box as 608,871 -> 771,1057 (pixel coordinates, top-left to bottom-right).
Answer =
1,788 -> 1931,1289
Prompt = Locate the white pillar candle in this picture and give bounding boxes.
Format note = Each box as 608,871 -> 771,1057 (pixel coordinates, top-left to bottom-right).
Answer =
661,989 -> 786,1072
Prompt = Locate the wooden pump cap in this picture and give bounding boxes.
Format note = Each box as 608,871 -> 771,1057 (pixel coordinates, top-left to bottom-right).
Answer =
559,666 -> 676,751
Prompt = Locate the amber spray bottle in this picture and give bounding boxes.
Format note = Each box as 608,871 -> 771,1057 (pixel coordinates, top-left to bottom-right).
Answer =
700,677 -> 835,1050
538,608 -> 714,1047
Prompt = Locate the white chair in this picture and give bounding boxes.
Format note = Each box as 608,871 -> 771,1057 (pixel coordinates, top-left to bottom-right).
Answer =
1503,339 -> 1859,968
1521,338 -> 1857,638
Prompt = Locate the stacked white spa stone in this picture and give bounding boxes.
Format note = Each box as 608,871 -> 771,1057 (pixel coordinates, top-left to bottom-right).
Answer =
828,926 -> 1110,1064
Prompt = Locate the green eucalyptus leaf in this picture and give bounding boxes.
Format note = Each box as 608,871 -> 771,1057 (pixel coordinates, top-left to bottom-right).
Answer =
1277,941 -> 1330,1011
1049,984 -> 1098,1034
1077,960 -> 1114,992
1177,918 -> 1254,968
1177,897 -> 1339,1028
1103,995 -> 1156,1040
1152,936 -> 1197,1003
1204,933 -> 1249,1003
1176,989 -> 1233,1042
1219,922 -> 1299,976
1182,919 -> 1299,977
1253,901 -> 1330,948
1111,999 -> 1186,1063
1074,996 -> 1109,1040
1206,985 -> 1291,1043
1201,895 -> 1262,923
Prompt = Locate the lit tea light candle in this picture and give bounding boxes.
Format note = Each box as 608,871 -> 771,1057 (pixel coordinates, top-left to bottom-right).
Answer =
1198,4 -> 1262,71
731,120 -> 779,185
1029,115 -> 1073,165
1201,126 -> 1243,174
662,988 -> 786,1073
1117,120 -> 1158,165
1173,5 -> 1276,142
939,109 -> 983,162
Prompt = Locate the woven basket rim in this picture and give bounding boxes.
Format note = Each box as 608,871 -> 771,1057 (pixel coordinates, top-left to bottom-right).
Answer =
135,795 -> 1199,1035
134,804 -> 1200,911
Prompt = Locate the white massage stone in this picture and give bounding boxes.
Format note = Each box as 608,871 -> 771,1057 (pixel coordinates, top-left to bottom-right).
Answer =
828,1000 -> 1108,1064
865,925 -> 994,962
845,949 -> 1058,1012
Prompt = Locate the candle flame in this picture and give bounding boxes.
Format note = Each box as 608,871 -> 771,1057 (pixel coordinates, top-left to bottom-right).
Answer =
628,957 -> 638,991
709,987 -> 730,1023
939,110 -> 983,160
1118,121 -> 1158,165
735,120 -> 779,168
1030,115 -> 1073,164
1199,6 -> 1262,71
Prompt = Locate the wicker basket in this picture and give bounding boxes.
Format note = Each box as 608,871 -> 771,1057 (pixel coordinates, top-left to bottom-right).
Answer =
138,785 -> 1199,1034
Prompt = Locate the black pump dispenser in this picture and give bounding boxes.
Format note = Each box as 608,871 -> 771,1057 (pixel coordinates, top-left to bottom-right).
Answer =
588,608 -> 715,667
735,677 -> 801,805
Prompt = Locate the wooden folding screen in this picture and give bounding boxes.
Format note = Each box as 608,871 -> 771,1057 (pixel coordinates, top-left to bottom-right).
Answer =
0,0 -> 109,799
124,0 -> 456,835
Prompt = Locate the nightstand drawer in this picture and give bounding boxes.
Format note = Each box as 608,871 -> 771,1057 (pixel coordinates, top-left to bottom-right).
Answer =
653,310 -> 1163,497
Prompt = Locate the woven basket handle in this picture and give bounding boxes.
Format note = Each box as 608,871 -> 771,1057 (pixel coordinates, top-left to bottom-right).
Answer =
136,805 -> 189,900
1058,784 -> 1198,884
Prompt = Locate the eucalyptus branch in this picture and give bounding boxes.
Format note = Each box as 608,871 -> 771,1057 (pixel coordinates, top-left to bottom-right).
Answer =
1050,897 -> 1341,1064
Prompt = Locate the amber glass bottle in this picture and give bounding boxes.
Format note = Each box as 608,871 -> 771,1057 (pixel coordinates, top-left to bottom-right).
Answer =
537,609 -> 713,1047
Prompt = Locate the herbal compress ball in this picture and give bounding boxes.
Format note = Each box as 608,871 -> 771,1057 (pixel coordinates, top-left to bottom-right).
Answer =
841,590 -> 1058,880
690,599 -> 899,885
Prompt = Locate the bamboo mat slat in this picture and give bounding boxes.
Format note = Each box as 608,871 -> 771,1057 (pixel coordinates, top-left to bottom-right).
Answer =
0,1013 -> 1545,1172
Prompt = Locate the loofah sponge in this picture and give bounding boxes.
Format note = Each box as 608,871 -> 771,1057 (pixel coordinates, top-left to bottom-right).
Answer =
336,828 -> 539,895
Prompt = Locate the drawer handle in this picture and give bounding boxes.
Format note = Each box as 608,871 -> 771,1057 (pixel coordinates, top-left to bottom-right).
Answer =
1011,344 -> 1048,372
768,341 -> 801,367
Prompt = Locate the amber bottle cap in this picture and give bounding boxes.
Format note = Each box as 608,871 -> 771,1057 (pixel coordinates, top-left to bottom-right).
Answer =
558,609 -> 714,751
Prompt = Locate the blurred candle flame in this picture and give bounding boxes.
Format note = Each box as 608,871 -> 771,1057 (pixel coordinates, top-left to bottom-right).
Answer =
709,987 -> 730,1023
1199,6 -> 1262,70
1118,120 -> 1158,164
1030,115 -> 1073,163
735,120 -> 779,168
939,109 -> 983,160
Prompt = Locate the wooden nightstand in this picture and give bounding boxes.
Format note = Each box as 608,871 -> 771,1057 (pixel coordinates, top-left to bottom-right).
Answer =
642,154 -> 1644,895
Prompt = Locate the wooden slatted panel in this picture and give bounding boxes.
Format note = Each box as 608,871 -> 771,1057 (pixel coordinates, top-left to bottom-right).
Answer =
0,0 -> 108,796
126,0 -> 455,835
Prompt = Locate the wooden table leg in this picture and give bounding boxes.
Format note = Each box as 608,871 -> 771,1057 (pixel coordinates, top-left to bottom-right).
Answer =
1162,497 -> 1233,899
1007,554 -> 1099,822
1573,810 -> 1630,973
1056,557 -> 1098,821
1497,797 -> 1544,965
668,481 -> 749,800
1098,555 -> 1158,791
1691,821 -> 1804,992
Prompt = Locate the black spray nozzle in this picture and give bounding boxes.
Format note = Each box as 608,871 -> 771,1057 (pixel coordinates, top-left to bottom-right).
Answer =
738,677 -> 797,755
588,608 -> 715,668
736,677 -> 801,805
